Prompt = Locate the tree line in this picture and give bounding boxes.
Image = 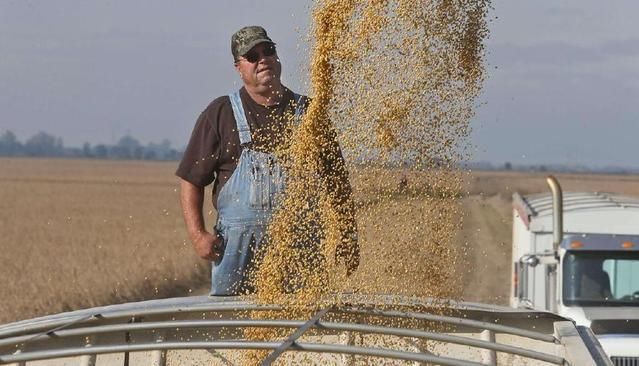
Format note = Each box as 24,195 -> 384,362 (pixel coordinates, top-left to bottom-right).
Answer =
0,130 -> 182,161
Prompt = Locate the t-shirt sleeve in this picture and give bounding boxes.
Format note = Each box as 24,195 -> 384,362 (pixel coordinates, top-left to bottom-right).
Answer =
175,106 -> 221,187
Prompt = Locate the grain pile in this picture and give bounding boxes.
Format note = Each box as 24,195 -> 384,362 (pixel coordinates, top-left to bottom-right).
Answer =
242,0 -> 490,363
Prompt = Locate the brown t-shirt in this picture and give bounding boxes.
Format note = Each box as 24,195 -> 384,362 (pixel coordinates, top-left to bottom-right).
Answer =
176,87 -> 306,207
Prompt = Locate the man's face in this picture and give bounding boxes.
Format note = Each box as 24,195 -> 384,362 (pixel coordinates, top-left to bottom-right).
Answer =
235,42 -> 281,90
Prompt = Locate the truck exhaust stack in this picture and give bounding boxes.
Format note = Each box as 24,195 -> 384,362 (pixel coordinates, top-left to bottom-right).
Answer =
546,175 -> 563,255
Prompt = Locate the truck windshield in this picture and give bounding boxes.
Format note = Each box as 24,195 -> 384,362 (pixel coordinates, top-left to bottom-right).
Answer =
563,251 -> 639,306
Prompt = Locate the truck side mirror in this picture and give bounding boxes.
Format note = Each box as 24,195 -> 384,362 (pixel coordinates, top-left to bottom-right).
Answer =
521,254 -> 540,267
515,254 -> 540,307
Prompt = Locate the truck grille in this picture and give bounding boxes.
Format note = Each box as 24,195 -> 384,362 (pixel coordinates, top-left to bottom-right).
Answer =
612,356 -> 639,366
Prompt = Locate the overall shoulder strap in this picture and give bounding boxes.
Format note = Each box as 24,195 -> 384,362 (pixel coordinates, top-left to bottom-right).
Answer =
228,90 -> 252,145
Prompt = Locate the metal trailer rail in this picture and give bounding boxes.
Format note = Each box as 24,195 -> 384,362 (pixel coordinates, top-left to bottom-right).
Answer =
0,295 -> 611,366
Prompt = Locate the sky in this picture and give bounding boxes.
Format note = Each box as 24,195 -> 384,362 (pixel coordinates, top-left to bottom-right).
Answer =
1,0 -> 638,168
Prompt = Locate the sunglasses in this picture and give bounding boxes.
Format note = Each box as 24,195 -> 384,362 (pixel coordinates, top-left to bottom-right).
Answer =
242,44 -> 277,63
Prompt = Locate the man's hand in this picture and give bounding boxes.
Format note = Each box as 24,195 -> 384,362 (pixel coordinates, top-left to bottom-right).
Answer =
193,231 -> 223,261
179,178 -> 222,262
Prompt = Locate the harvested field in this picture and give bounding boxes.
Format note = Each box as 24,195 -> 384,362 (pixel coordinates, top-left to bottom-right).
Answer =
0,158 -> 208,324
2,158 -> 639,324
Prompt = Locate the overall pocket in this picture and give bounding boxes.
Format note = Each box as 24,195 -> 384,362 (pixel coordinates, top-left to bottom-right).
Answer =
269,163 -> 286,208
247,152 -> 287,210
249,160 -> 268,209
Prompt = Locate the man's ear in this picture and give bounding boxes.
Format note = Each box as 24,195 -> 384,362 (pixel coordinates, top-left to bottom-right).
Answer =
234,63 -> 243,78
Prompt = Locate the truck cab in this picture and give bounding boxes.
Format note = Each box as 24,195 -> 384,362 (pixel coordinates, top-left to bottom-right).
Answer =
559,234 -> 639,359
511,185 -> 639,364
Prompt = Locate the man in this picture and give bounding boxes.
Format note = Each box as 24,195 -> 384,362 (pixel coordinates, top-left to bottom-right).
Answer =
176,26 -> 358,296
578,259 -> 613,300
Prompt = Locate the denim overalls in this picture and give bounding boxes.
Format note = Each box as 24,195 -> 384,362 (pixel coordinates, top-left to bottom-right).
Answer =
211,90 -> 304,296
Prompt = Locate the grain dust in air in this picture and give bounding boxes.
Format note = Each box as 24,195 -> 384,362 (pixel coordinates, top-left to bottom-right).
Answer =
242,0 -> 490,364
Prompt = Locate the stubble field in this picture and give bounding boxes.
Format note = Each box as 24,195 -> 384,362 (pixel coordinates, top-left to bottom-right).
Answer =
2,157 -> 639,324
0,158 -> 207,324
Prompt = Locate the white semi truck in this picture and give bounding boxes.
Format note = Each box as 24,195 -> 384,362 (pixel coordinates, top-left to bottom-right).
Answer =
511,176 -> 639,364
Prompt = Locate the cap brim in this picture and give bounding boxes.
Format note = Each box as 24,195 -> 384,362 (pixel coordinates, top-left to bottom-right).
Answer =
240,39 -> 275,56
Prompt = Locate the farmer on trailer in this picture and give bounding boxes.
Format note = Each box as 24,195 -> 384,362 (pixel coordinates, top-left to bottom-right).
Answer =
175,26 -> 358,296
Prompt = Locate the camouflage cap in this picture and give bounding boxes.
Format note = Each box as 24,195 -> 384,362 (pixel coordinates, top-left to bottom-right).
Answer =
231,26 -> 275,61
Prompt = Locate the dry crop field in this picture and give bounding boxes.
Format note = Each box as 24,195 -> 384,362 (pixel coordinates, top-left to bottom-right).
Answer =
2,158 -> 639,324
0,158 -> 207,324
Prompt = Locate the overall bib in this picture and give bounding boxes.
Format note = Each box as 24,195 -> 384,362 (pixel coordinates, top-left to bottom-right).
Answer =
211,90 -> 304,296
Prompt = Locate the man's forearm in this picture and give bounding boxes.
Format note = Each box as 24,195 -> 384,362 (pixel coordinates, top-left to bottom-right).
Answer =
179,178 -> 208,243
